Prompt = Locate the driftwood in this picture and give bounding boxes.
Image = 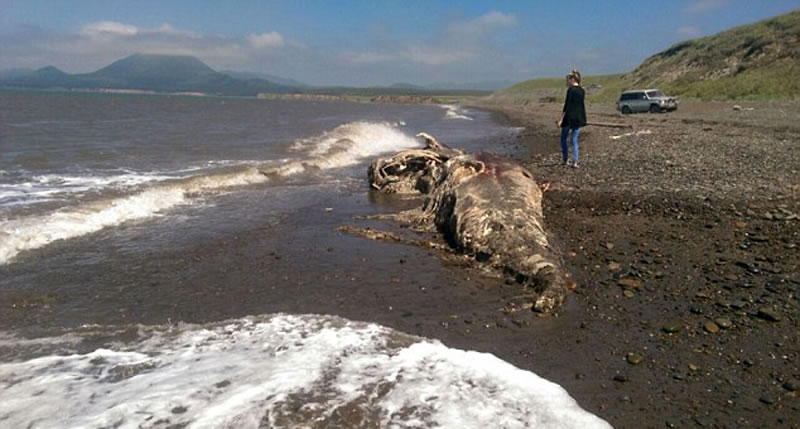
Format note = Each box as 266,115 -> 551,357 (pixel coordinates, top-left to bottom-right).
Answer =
363,133 -> 569,313
587,121 -> 633,129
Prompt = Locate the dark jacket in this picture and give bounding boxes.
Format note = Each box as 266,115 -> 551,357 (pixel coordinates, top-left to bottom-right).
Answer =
562,85 -> 587,128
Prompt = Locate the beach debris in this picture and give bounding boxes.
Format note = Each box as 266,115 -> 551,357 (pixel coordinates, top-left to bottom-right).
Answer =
610,129 -> 653,140
587,121 -> 632,129
363,132 -> 570,313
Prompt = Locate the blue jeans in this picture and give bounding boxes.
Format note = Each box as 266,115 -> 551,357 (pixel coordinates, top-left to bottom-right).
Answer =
560,126 -> 581,164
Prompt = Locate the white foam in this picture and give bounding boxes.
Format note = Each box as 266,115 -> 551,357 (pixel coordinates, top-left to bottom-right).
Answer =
0,314 -> 611,429
441,104 -> 474,121
262,121 -> 422,181
0,168 -> 269,264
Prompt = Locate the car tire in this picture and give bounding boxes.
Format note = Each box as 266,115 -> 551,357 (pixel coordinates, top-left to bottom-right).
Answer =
621,106 -> 632,114
649,104 -> 660,113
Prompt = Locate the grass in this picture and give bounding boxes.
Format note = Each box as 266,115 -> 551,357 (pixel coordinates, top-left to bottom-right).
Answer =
493,10 -> 800,103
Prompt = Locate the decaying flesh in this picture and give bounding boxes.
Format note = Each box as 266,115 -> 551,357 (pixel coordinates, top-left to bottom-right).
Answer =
364,133 -> 569,313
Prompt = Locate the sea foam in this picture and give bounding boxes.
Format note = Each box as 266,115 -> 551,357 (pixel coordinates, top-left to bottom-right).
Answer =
0,314 -> 611,428
441,104 -> 474,121
0,122 -> 420,264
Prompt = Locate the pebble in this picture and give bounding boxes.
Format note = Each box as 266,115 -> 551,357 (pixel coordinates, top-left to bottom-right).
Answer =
782,380 -> 798,392
623,290 -> 635,298
613,374 -> 629,383
759,395 -> 777,405
714,318 -> 733,329
618,278 -> 642,289
757,307 -> 781,322
730,299 -> 747,309
626,352 -> 645,365
662,322 -> 682,334
693,415 -> 712,426
688,363 -> 699,372
704,321 -> 720,333
607,261 -> 621,272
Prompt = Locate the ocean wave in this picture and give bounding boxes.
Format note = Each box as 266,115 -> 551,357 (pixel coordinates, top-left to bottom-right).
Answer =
0,170 -> 177,207
0,121 -> 421,264
441,104 -> 474,121
0,314 -> 610,429
0,167 -> 269,264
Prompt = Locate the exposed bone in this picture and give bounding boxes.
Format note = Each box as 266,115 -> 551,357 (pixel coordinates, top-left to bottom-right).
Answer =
364,133 -> 570,313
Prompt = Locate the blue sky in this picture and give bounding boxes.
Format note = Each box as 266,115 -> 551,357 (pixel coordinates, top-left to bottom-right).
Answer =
1,0 -> 798,86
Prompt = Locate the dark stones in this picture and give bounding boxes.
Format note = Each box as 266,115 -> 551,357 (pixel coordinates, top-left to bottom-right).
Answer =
756,307 -> 781,322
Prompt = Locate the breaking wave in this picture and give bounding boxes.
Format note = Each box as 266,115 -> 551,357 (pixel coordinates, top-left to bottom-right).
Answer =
0,314 -> 611,429
0,121 -> 421,264
442,105 -> 474,121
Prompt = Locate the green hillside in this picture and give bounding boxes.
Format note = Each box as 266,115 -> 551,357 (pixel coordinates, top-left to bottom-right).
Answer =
495,10 -> 800,102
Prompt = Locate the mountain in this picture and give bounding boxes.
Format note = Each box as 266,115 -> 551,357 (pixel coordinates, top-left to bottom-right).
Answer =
0,54 -> 298,96
221,70 -> 309,88
496,10 -> 800,101
0,68 -> 35,81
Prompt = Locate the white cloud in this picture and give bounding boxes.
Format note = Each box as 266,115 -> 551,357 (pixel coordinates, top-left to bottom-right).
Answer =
685,0 -> 730,13
447,11 -> 518,38
80,21 -> 198,39
81,21 -> 139,37
676,26 -> 701,37
247,32 -> 285,49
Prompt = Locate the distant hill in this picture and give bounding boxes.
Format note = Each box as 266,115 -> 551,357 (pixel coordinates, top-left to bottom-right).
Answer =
387,82 -> 426,90
0,54 -> 297,96
628,10 -> 800,99
495,10 -> 800,102
426,80 -> 514,91
221,70 -> 310,88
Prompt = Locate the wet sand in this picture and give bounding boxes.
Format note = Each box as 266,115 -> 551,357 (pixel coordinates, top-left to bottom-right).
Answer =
2,101 -> 798,427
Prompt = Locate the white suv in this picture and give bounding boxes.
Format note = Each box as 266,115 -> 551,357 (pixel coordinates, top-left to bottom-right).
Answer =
617,89 -> 678,114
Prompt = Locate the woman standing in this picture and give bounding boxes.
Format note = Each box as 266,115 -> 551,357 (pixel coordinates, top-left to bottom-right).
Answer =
557,69 -> 587,168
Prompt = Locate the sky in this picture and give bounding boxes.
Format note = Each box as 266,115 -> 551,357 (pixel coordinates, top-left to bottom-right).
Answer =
1,0 -> 798,86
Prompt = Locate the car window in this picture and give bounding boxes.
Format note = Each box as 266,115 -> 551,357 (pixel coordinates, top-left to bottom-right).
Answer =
646,91 -> 664,98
